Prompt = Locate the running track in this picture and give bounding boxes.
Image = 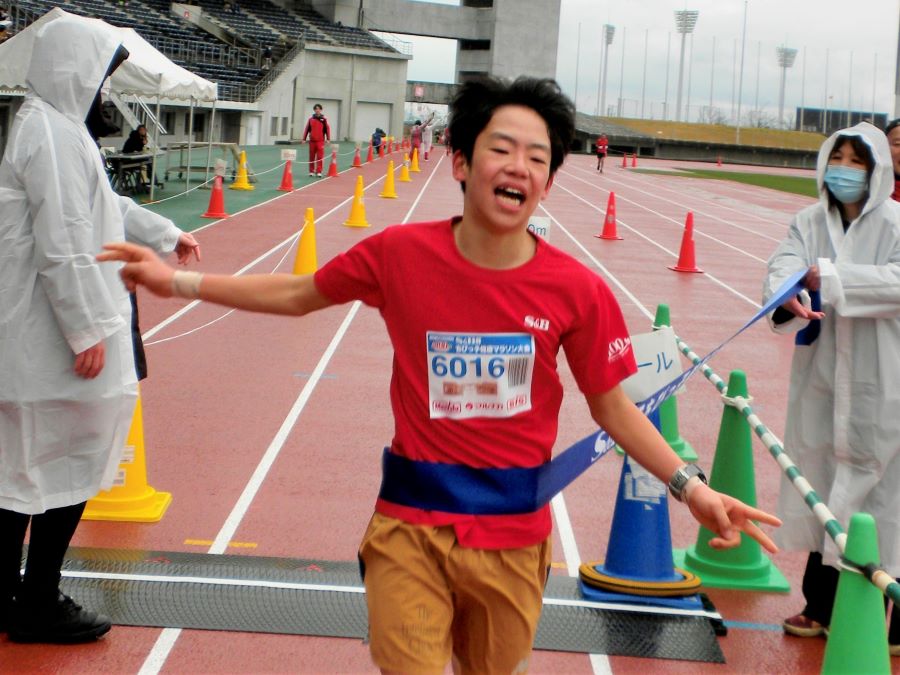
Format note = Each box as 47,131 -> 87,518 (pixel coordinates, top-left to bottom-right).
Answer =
6,151 -> 897,674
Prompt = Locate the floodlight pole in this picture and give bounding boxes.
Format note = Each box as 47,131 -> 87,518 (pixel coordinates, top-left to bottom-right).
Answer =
600,24 -> 615,117
777,46 -> 798,129
735,0 -> 748,144
674,10 -> 699,122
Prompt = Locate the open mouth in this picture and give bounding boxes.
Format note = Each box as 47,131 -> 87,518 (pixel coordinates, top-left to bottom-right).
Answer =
495,186 -> 526,206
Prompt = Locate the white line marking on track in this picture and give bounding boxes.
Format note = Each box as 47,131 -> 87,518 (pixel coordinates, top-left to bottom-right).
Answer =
562,162 -> 796,234
142,172 -> 391,341
138,156 -> 445,675
548,188 -> 762,309
558,170 -> 775,258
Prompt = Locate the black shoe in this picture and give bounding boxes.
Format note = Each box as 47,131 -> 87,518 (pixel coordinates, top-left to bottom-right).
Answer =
9,592 -> 111,644
0,597 -> 11,633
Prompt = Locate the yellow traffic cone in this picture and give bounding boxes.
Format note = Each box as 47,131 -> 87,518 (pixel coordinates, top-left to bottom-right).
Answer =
380,160 -> 398,198
230,150 -> 255,190
344,175 -> 370,228
399,154 -> 412,182
83,391 -> 172,522
410,147 -> 421,173
293,207 -> 318,274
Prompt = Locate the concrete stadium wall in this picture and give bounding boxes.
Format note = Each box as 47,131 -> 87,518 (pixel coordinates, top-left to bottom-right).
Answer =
314,0 -> 560,82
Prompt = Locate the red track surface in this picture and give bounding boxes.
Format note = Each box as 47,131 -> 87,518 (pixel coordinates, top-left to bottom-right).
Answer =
4,151 -> 898,674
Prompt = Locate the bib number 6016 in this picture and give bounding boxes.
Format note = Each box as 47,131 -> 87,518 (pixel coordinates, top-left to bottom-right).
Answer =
431,355 -> 506,379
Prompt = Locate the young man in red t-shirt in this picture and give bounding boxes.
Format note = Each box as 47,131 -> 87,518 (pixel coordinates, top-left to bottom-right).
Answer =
100,77 -> 780,675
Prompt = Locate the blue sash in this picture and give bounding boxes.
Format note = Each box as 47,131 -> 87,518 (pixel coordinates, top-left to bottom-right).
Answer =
378,270 -> 808,515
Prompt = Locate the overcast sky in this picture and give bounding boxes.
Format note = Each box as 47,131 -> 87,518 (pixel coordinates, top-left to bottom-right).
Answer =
379,0 -> 900,126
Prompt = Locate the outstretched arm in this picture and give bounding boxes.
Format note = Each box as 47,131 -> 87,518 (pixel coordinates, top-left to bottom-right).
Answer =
97,242 -> 333,317
587,385 -> 781,553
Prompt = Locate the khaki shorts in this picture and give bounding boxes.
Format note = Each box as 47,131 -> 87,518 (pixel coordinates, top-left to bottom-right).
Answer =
358,513 -> 551,674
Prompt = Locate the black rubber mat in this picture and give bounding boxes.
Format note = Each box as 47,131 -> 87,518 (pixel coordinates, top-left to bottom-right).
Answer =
57,547 -> 724,662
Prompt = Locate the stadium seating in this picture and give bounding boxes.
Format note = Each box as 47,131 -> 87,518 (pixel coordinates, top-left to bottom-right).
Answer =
7,0 -> 399,101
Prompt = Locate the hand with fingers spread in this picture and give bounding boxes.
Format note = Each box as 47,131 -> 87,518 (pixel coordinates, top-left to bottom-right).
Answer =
73,342 -> 105,379
685,483 -> 782,553
98,242 -> 175,297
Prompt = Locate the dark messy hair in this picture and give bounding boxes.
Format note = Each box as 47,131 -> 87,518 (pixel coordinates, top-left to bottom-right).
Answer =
447,76 -> 575,178
885,118 -> 900,136
825,134 -> 875,211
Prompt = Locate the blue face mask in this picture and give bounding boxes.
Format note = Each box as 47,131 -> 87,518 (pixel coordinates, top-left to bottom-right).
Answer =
823,165 -> 868,204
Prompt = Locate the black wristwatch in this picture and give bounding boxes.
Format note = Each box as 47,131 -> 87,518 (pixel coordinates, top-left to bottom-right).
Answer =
668,463 -> 708,502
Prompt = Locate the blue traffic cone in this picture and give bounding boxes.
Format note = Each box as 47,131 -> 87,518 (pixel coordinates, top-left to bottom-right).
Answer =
580,409 -> 703,609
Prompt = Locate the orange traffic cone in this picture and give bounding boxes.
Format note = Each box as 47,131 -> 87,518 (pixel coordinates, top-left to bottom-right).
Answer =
352,146 -> 362,168
668,212 -> 704,273
277,160 -> 294,191
410,147 -> 421,173
378,144 -> 384,158
202,175 -> 229,218
631,153 -> 638,167
366,143 -> 374,163
344,175 -> 370,228
595,192 -> 622,240
327,148 -> 339,177
380,160 -> 398,198
293,207 -> 318,275
621,153 -> 627,168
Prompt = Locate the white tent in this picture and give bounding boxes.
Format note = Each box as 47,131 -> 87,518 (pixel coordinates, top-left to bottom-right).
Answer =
0,7 -> 217,101
0,8 -> 219,197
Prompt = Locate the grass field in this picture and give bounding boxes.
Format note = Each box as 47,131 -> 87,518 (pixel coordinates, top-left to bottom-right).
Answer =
635,168 -> 818,197
610,118 -> 825,150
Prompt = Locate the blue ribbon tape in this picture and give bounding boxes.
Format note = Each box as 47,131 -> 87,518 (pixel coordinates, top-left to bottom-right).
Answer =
378,270 -> 808,515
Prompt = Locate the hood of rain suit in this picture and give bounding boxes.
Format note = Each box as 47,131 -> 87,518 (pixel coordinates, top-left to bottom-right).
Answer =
26,15 -> 125,126
815,121 -> 893,219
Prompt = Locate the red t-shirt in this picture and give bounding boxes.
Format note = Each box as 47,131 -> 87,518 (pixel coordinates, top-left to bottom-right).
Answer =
596,137 -> 608,155
314,218 -> 636,548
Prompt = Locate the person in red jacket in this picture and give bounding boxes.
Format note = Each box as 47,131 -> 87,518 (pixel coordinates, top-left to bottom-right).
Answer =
302,103 -> 330,177
596,133 -> 608,172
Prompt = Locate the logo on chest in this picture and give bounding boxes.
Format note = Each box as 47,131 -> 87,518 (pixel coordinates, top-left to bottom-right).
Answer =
524,315 -> 551,332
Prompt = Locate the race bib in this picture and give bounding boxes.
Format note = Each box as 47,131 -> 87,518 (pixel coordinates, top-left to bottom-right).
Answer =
427,332 -> 535,419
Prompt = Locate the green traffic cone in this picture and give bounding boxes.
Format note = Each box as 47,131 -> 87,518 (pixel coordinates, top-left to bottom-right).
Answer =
822,513 -> 891,675
672,370 -> 789,591
617,304 -> 697,459
653,304 -> 697,462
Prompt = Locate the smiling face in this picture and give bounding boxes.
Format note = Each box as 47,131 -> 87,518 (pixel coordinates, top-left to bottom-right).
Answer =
452,104 -> 553,236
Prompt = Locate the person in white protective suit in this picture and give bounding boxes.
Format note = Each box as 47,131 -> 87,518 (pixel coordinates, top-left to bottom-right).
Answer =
763,121 -> 900,654
0,14 -> 199,644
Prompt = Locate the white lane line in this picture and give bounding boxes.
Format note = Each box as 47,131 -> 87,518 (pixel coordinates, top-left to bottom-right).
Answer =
559,168 -> 780,253
63,568 -> 720,619
138,157 -> 443,675
562,160 -> 802,233
551,494 -> 613,675
549,186 -> 761,309
142,172 -> 390,341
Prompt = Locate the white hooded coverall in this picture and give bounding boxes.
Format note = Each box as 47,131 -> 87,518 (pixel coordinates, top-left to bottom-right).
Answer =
0,15 -> 182,514
763,122 -> 900,575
